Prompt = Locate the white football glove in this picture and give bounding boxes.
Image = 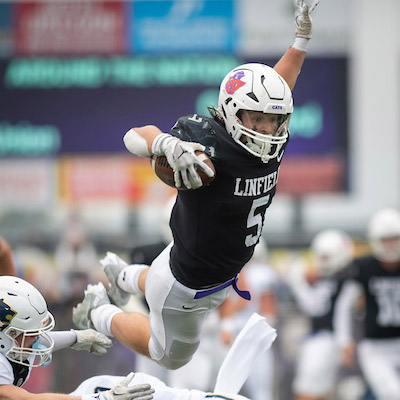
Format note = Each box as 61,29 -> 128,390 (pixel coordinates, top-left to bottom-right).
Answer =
295,0 -> 320,39
71,329 -> 112,355
152,133 -> 214,189
100,373 -> 154,400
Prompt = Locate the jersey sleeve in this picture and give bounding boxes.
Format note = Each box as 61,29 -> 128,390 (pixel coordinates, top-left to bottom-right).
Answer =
0,356 -> 13,385
333,280 -> 363,346
169,114 -> 219,161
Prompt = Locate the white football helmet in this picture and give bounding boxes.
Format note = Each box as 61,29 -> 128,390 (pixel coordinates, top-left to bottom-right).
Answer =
367,208 -> 400,263
0,276 -> 55,367
311,229 -> 354,276
218,63 -> 293,163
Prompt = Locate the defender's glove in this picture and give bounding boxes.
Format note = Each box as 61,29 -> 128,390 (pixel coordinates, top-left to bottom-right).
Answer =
152,133 -> 214,189
295,0 -> 319,39
101,373 -> 154,400
71,329 -> 112,355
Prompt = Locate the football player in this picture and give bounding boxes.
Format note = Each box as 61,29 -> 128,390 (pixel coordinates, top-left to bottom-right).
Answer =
287,229 -> 354,400
0,276 -> 153,400
335,208 -> 400,400
73,1 -> 320,370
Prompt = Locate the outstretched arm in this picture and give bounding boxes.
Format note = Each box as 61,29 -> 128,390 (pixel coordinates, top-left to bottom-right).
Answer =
0,385 -> 82,400
274,48 -> 307,91
274,0 -> 319,90
0,374 -> 153,400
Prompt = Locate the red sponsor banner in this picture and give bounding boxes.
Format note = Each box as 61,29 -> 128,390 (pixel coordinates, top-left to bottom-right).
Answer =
277,155 -> 345,196
59,155 -> 131,202
15,2 -> 127,55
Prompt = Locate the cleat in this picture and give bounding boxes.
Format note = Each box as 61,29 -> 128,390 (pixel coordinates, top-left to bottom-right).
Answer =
100,252 -> 131,307
73,283 -> 110,330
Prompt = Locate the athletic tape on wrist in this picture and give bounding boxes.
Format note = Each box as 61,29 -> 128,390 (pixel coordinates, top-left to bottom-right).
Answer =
292,37 -> 309,52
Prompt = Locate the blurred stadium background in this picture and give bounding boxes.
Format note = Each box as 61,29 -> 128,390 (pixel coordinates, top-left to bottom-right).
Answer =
0,0 -> 399,398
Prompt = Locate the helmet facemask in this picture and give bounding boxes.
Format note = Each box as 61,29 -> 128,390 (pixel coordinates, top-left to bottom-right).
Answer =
3,312 -> 55,367
370,235 -> 400,263
0,276 -> 55,367
236,110 -> 290,163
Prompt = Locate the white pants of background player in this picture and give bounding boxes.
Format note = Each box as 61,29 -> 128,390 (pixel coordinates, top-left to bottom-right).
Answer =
358,338 -> 400,400
145,243 -> 230,369
292,331 -> 340,397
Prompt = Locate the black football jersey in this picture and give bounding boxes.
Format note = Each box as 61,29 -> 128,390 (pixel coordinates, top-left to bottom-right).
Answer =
168,114 -> 288,289
10,360 -> 30,387
130,241 -> 168,265
349,255 -> 400,339
309,272 -> 347,333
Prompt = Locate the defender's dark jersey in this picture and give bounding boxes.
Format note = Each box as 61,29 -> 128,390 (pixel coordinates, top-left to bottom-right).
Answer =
10,360 -> 30,387
168,114 -> 288,289
349,255 -> 400,339
308,272 -> 347,333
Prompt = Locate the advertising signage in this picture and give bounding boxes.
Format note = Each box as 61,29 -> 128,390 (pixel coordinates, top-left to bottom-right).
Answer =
0,55 -> 348,193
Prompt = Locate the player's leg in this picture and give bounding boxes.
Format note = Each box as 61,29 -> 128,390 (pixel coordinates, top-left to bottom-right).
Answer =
144,246 -> 230,370
358,339 -> 400,400
292,332 -> 339,400
110,312 -> 151,357
74,244 -> 229,369
73,281 -> 152,357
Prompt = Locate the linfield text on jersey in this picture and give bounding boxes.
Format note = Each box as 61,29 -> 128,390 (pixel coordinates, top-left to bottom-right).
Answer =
233,170 -> 279,197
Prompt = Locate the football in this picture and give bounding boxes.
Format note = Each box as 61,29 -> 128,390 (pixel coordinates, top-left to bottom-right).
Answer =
150,150 -> 216,190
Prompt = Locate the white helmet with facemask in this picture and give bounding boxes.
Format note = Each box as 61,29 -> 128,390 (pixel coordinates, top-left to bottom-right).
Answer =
367,208 -> 400,263
218,63 -> 293,163
311,229 -> 354,277
0,276 -> 55,367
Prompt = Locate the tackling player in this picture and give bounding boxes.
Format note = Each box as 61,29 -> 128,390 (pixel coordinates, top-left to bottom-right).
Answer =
334,208 -> 400,400
0,276 -> 153,400
73,1 -> 320,370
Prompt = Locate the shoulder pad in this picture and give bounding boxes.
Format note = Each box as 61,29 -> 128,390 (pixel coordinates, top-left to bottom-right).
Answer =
170,114 -> 219,160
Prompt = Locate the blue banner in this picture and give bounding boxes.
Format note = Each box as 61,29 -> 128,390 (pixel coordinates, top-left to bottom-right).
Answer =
129,0 -> 236,54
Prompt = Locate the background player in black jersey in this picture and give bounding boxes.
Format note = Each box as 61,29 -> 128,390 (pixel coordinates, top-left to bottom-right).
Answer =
73,1 -> 320,370
287,229 -> 354,400
334,208 -> 400,400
